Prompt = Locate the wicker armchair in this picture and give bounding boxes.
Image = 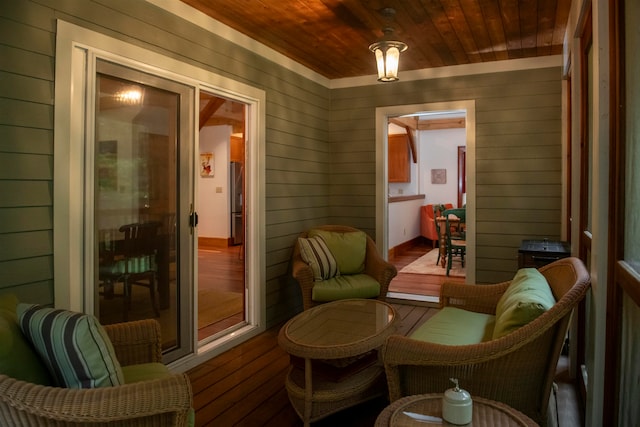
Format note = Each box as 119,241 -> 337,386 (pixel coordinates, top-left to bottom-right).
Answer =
292,225 -> 397,310
381,257 -> 590,426
0,319 -> 193,426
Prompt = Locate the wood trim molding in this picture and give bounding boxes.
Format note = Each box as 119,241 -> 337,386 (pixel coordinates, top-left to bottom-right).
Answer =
617,261 -> 640,307
418,117 -> 466,130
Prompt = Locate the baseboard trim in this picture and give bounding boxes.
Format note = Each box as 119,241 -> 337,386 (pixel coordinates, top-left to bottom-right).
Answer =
198,237 -> 231,249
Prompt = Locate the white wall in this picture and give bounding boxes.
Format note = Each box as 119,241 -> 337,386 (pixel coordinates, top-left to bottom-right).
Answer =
419,127 -> 465,206
388,198 -> 424,248
387,126 -> 465,249
198,125 -> 231,238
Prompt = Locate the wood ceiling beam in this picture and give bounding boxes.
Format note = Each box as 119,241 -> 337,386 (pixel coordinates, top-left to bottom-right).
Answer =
390,117 -> 418,130
199,98 -> 226,130
404,126 -> 417,163
418,117 -> 466,130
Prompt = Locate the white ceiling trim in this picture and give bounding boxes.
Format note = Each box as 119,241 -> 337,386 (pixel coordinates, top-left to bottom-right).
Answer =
329,55 -> 563,89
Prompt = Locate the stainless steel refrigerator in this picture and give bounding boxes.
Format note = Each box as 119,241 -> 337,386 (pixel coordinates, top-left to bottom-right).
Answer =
230,161 -> 243,245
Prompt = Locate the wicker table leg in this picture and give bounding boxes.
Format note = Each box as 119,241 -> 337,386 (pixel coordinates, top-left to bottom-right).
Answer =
304,358 -> 312,427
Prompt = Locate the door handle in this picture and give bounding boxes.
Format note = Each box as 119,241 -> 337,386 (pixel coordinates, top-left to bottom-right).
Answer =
189,205 -> 198,229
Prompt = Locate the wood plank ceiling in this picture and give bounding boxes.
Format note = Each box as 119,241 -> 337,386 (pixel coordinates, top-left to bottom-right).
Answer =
180,0 -> 571,80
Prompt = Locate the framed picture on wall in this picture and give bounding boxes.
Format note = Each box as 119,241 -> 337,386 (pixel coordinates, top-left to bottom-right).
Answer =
200,152 -> 214,177
431,168 -> 446,184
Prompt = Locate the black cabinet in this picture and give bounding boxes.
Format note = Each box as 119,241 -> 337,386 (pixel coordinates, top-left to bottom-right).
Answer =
518,239 -> 571,268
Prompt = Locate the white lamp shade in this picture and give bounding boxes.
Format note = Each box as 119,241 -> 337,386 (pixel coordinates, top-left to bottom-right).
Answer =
370,40 -> 407,82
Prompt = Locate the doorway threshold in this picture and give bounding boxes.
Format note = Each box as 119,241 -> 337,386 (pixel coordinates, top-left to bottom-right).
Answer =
386,292 -> 439,307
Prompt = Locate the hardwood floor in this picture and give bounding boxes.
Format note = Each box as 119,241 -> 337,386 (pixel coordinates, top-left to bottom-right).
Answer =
197,245 -> 245,339
387,239 -> 464,298
187,302 -> 438,427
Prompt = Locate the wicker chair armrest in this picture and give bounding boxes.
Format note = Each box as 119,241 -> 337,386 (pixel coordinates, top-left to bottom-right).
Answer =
0,374 -> 193,426
439,281 -> 510,314
363,237 -> 397,298
291,243 -> 316,310
104,319 -> 162,365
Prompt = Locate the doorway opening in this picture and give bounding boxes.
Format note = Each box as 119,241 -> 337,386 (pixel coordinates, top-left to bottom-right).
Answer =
197,92 -> 247,343
376,101 -> 476,303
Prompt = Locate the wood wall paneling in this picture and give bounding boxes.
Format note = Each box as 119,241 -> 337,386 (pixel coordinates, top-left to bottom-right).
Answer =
330,67 -> 562,283
3,0 -> 563,326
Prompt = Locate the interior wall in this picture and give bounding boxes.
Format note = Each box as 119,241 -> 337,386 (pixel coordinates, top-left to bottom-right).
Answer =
198,125 -> 231,239
419,128 -> 465,206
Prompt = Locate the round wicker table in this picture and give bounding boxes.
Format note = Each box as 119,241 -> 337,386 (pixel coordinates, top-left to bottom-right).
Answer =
375,393 -> 539,427
278,299 -> 399,427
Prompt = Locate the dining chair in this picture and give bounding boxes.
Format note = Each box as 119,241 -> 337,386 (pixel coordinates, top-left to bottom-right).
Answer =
99,222 -> 162,321
443,208 -> 466,276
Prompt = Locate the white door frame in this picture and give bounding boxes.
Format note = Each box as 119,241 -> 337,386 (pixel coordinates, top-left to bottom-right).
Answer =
53,20 -> 266,371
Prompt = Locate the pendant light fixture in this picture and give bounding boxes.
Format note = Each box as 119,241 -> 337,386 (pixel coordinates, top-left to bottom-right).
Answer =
369,7 -> 408,82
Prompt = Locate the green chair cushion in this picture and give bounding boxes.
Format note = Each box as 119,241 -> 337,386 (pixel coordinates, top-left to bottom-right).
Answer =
0,294 -> 52,385
493,268 -> 556,339
298,236 -> 340,281
308,229 -> 366,275
122,362 -> 172,384
17,303 -> 125,389
410,307 -> 495,345
311,274 -> 380,302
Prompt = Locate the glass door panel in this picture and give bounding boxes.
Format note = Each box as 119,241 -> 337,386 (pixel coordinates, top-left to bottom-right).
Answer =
94,59 -> 194,362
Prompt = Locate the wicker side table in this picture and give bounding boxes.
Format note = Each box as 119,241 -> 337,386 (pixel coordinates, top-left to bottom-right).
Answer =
375,393 -> 539,427
278,299 -> 399,427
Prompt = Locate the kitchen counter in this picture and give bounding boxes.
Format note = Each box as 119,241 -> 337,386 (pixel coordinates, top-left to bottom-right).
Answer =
388,194 -> 424,203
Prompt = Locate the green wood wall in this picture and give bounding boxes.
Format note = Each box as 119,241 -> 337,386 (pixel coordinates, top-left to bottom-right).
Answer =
1,0 -> 563,327
330,68 -> 563,283
0,0 -> 332,325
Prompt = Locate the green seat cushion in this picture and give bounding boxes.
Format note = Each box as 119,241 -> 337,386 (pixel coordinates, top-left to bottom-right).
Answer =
492,268 -> 556,339
410,307 -> 495,345
0,294 -> 52,385
311,274 -> 380,302
17,303 -> 124,388
298,236 -> 340,281
309,229 -> 366,275
122,362 -> 172,384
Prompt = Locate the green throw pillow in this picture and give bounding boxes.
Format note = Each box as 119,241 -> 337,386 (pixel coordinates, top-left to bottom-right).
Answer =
0,294 -> 53,385
492,268 -> 556,339
17,303 -> 124,388
298,236 -> 340,281
309,229 -> 366,275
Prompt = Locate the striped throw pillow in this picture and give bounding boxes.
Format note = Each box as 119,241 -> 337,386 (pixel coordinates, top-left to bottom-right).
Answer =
17,304 -> 124,389
298,236 -> 340,281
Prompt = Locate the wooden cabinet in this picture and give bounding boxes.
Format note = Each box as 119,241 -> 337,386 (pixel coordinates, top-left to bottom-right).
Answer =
230,135 -> 244,163
388,133 -> 410,182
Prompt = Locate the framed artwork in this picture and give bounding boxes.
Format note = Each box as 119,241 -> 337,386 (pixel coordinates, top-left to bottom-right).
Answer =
200,152 -> 214,177
431,168 -> 446,184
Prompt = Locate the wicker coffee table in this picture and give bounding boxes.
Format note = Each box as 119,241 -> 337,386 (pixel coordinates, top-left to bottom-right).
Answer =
278,299 -> 399,426
375,393 -> 538,426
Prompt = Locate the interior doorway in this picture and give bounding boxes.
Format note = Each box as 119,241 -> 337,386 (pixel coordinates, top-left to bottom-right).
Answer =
197,92 -> 247,343
376,100 -> 477,294
386,110 -> 468,301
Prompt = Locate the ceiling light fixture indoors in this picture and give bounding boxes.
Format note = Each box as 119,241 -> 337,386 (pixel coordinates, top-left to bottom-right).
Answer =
369,7 -> 408,82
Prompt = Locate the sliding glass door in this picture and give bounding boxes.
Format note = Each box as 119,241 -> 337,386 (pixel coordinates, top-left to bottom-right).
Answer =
93,59 -> 194,363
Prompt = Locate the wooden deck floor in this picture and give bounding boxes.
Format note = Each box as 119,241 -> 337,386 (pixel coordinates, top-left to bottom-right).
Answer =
187,240 -> 581,426
186,302 -> 437,427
